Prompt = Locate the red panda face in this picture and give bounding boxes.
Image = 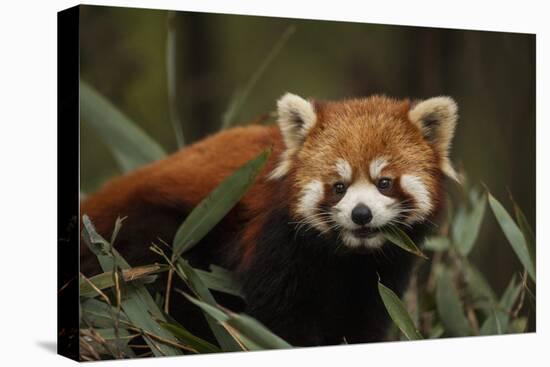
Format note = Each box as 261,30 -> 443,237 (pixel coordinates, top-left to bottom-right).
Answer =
271,94 -> 458,250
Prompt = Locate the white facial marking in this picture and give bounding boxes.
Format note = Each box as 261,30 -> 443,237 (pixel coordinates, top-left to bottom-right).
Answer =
369,157 -> 389,180
341,231 -> 386,249
296,180 -> 327,231
335,159 -> 352,182
400,174 -> 432,223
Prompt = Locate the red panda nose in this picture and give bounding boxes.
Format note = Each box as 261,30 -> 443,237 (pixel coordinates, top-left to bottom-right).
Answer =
351,204 -> 373,225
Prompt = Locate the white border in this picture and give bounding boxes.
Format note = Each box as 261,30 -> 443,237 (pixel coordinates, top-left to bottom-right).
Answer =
0,1 -> 546,366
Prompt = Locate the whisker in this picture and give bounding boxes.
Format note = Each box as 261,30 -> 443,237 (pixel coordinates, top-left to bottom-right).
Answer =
291,210 -> 337,238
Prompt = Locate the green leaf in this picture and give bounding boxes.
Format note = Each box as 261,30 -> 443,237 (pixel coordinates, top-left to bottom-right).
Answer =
378,281 -> 423,340
181,291 -> 231,323
452,191 -> 487,255
81,215 -> 111,258
381,225 -> 428,259
436,268 -> 470,337
165,11 -> 185,148
500,275 -> 522,312
159,322 -> 221,354
182,292 -> 291,350
110,215 -> 125,246
512,199 -> 536,272
463,261 -> 497,315
194,265 -> 243,298
508,317 -> 528,333
487,192 -> 535,281
172,150 -> 270,259
79,264 -> 167,298
428,323 -> 445,339
222,26 -> 295,128
225,313 -> 292,350
469,186 -> 483,203
81,215 -> 182,357
80,81 -> 166,172
80,298 -> 130,329
80,327 -> 136,358
480,309 -> 506,335
424,236 -> 451,252
451,205 -> 467,246
80,299 -> 138,359
175,259 -> 242,351
91,328 -> 133,341
479,275 -> 523,336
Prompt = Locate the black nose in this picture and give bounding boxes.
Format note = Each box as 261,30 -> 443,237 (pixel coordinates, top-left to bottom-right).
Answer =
351,204 -> 373,225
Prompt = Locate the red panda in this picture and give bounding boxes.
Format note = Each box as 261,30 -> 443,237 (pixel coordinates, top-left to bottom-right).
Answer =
80,93 -> 459,346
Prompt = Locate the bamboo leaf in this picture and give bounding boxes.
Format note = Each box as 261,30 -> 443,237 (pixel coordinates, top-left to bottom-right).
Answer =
79,265 -> 167,298
478,275 -> 522,336
480,309 -> 506,335
159,322 -> 221,354
463,260 -> 497,315
225,313 -> 291,349
80,81 -> 167,172
222,26 -> 295,128
80,327 -> 136,358
194,265 -> 243,298
175,259 -> 242,351
181,292 -> 291,350
80,300 -> 137,358
381,225 -> 428,259
181,292 -> 231,323
428,324 -> 445,339
508,317 -> 528,333
424,236 -> 451,252
80,298 -> 130,329
500,275 -> 522,311
452,191 -> 486,255
172,150 -> 270,259
481,274 -> 522,336
451,205 -> 467,247
512,199 -> 536,272
81,215 -> 182,356
378,281 -> 423,340
165,11 -> 185,148
436,268 -> 470,337
487,192 -> 535,281
90,328 -> 133,341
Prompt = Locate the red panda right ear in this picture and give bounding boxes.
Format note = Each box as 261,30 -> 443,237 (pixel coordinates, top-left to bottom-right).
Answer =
268,93 -> 317,180
277,93 -> 317,150
408,96 -> 460,182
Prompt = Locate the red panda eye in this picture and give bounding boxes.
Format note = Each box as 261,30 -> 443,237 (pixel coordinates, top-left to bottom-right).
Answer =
377,178 -> 393,192
333,182 -> 347,195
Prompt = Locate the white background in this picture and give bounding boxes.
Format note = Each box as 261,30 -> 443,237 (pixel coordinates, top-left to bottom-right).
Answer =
0,0 -> 546,365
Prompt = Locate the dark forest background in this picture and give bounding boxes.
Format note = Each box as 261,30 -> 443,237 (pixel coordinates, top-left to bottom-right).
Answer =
79,5 -> 535,297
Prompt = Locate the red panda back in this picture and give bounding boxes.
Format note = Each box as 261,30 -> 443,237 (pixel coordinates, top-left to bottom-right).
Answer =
80,124 -> 283,275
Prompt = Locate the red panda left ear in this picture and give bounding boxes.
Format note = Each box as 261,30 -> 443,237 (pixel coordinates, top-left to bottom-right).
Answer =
409,96 -> 460,182
277,93 -> 317,150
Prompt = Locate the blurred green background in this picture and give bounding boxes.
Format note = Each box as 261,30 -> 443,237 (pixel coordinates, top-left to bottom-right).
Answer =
79,5 -> 535,295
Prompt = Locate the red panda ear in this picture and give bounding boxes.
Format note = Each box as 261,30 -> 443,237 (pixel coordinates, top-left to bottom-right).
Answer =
409,96 -> 460,182
277,93 -> 317,150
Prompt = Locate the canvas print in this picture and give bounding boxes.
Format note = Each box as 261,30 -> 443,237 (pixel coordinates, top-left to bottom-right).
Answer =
57,4 -> 536,361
